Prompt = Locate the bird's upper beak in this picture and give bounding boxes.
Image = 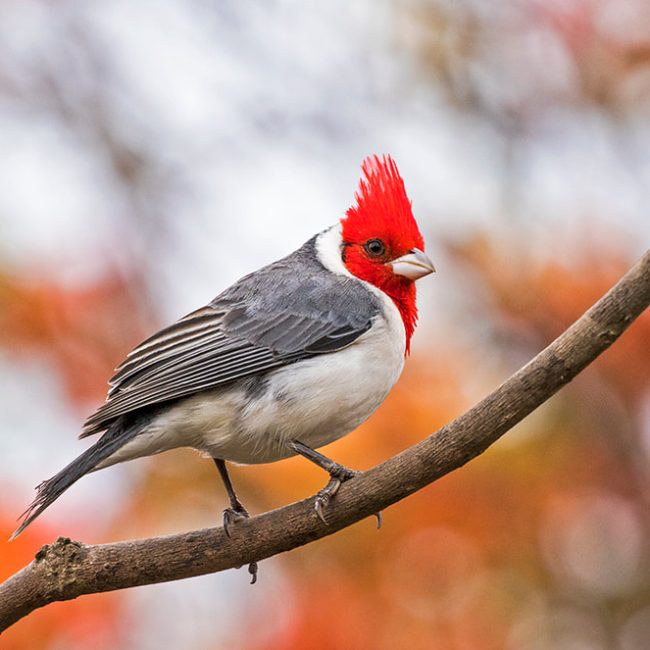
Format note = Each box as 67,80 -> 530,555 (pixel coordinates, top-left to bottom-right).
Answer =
388,248 -> 435,280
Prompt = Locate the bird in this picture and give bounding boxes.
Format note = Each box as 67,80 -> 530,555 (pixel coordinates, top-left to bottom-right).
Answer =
13,154 -> 434,582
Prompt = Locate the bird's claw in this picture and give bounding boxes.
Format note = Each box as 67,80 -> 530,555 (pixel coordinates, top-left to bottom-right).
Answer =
222,505 -> 250,538
222,505 -> 258,584
314,465 -> 359,523
330,465 -> 360,482
314,476 -> 342,524
313,466 -> 381,527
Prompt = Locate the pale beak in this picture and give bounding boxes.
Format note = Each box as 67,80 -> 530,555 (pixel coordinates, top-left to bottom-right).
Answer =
388,248 -> 435,280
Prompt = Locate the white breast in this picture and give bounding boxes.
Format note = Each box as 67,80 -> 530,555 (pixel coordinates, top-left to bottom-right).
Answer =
226,296 -> 406,462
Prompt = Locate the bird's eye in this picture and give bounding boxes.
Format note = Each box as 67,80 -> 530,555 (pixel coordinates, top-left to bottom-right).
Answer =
364,239 -> 386,258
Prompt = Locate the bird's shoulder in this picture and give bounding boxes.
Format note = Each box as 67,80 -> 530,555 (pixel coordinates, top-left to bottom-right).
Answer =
215,235 -> 383,338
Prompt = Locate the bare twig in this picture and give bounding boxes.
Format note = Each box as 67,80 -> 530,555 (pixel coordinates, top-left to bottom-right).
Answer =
1,249 -> 648,633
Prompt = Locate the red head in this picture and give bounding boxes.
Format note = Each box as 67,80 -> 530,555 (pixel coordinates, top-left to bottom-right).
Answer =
341,155 -> 434,353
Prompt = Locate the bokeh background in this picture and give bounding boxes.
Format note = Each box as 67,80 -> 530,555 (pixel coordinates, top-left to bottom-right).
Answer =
1,1 -> 649,648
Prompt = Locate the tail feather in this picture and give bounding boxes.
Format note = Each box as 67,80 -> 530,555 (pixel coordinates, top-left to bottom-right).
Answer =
11,419 -> 142,539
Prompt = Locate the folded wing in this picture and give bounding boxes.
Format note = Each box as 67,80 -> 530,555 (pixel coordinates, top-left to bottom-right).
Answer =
81,301 -> 373,438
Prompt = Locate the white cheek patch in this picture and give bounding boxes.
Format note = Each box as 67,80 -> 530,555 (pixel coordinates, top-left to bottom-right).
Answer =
315,224 -> 354,277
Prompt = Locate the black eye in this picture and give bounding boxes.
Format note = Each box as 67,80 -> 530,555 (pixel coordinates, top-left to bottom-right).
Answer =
364,239 -> 386,258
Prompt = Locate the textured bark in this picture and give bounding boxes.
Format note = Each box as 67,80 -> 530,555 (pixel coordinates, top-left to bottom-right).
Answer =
1,249 -> 649,633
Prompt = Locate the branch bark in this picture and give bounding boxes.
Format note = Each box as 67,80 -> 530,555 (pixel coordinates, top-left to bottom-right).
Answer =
1,249 -> 649,633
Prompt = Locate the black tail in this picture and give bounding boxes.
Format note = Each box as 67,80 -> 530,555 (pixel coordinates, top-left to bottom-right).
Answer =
11,418 -> 142,539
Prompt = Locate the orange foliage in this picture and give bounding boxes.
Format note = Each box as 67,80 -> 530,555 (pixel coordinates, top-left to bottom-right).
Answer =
0,271 -> 156,405
448,233 -> 650,403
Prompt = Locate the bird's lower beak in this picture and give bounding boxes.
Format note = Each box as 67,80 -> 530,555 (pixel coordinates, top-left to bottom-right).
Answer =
388,248 -> 436,280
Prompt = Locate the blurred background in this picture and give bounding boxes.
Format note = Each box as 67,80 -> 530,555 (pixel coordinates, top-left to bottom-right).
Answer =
1,1 -> 649,648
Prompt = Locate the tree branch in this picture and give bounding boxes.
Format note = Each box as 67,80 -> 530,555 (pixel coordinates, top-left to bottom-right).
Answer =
1,250 -> 649,633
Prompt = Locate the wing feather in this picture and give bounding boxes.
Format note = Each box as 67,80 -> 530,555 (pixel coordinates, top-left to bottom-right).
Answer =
109,310 -> 227,392
81,301 -> 374,438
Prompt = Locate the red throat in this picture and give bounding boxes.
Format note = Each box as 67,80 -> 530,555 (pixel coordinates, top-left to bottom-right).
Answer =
341,155 -> 424,355
380,279 -> 419,356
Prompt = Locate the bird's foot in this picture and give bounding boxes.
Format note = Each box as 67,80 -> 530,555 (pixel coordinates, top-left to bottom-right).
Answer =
222,503 -> 250,537
222,504 -> 258,584
314,465 -> 382,528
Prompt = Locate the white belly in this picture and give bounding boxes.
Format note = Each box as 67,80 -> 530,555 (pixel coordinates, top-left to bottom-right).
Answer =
225,308 -> 405,462
103,302 -> 405,467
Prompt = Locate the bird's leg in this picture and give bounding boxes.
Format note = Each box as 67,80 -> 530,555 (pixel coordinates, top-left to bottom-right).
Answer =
213,458 -> 258,584
288,440 -> 382,528
214,458 -> 249,533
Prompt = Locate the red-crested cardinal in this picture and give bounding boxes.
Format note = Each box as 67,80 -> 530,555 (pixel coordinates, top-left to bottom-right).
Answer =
13,155 -> 434,581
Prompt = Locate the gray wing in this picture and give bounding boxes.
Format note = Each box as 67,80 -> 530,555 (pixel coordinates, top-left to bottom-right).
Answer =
81,240 -> 380,437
